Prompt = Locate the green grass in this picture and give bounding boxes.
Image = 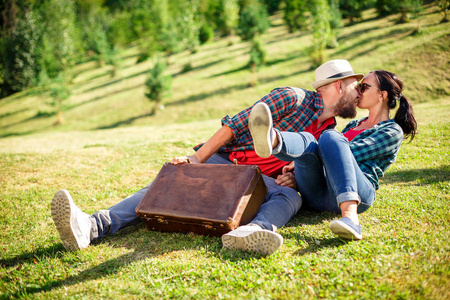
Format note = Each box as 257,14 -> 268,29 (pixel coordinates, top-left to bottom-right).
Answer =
1,5 -> 449,299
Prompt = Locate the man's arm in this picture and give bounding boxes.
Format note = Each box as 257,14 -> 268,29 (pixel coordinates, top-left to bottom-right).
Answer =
171,125 -> 234,164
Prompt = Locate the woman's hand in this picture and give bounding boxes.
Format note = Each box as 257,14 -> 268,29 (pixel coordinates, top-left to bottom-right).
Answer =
281,161 -> 295,174
171,154 -> 201,165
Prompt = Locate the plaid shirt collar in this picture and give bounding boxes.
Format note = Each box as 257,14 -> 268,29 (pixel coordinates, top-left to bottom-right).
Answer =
314,92 -> 324,111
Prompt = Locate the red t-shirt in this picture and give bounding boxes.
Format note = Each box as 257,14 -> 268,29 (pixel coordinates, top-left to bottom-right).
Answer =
343,120 -> 367,141
229,117 -> 336,177
343,128 -> 365,141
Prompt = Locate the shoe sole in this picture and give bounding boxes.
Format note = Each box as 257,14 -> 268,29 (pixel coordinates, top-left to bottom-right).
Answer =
51,190 -> 82,251
249,103 -> 272,158
222,230 -> 283,255
330,220 -> 362,240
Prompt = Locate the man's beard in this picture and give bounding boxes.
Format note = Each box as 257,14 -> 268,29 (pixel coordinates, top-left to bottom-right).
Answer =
335,94 -> 357,119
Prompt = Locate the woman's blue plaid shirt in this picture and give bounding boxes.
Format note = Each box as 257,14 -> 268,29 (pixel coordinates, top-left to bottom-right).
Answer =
342,118 -> 404,189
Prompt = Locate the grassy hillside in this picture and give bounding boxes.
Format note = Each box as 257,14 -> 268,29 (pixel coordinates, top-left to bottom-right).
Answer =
0,5 -> 448,137
0,4 -> 449,300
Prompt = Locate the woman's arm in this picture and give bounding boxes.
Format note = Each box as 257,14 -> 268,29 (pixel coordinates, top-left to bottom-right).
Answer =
350,123 -> 403,163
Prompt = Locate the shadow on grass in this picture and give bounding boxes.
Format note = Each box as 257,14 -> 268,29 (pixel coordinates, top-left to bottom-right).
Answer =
69,82 -> 145,112
335,27 -> 413,60
1,87 -> 50,101
292,235 -> 349,256
0,244 -> 67,268
1,224 -> 222,298
96,65 -> 320,129
172,58 -> 229,77
165,82 -> 250,107
286,209 -> 337,227
0,124 -> 54,138
0,108 -> 29,119
80,49 -> 222,92
71,70 -> 114,87
2,251 -> 149,298
382,166 -> 450,185
200,42 -> 250,57
1,207 -> 358,298
96,112 -> 151,130
0,109 -> 57,132
121,52 -> 141,61
281,210 -> 354,255
266,31 -> 308,45
80,68 -> 150,94
95,81 -> 251,129
209,64 -> 249,78
337,25 -> 384,42
1,82 -> 146,135
209,50 -> 305,79
257,67 -> 312,86
70,63 -> 105,83
266,52 -> 305,67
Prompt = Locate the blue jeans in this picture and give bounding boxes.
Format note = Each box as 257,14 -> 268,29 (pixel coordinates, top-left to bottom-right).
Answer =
273,129 -> 375,214
90,153 -> 302,239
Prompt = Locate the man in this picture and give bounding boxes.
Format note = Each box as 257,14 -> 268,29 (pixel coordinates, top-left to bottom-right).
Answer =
52,59 -> 362,255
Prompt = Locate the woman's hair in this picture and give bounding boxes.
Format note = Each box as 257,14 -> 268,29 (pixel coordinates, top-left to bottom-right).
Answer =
371,70 -> 417,141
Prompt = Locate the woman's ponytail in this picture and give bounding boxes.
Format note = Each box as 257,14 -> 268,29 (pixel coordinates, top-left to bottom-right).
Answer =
372,70 -> 417,141
394,94 -> 417,141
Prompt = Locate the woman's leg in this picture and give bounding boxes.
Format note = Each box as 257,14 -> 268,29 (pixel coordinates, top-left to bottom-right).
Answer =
273,129 -> 375,215
318,130 -> 376,240
273,131 -> 335,212
317,130 -> 375,216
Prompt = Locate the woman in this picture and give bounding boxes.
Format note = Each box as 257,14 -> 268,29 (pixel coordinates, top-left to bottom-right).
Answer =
249,69 -> 417,240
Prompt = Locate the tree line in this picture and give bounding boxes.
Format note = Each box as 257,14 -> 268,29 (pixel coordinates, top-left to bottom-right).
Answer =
0,0 -> 444,100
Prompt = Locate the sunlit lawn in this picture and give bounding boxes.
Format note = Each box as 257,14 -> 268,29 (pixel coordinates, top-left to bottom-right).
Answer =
1,5 -> 449,300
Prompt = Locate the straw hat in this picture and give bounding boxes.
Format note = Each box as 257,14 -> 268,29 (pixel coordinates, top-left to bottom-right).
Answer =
312,59 -> 364,90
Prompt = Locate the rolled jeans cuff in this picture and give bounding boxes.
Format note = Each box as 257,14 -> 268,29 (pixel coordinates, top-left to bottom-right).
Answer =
90,216 -> 98,240
336,192 -> 361,206
272,129 -> 283,155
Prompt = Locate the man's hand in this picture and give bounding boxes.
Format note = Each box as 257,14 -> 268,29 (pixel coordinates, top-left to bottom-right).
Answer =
171,155 -> 201,165
275,172 -> 297,189
275,162 -> 297,189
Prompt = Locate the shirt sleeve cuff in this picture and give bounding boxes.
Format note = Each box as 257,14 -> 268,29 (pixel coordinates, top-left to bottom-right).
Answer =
221,115 -> 239,140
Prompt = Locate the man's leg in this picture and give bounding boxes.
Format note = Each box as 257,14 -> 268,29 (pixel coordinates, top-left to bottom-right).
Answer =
52,182 -> 152,250
251,175 -> 302,231
205,151 -> 302,230
92,152 -> 233,239
248,102 -> 332,212
90,184 -> 152,240
52,152 -> 238,251
271,130 -> 337,213
221,175 -> 302,256
51,190 -> 93,251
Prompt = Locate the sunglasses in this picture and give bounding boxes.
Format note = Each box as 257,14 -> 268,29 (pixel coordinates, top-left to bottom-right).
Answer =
359,82 -> 382,93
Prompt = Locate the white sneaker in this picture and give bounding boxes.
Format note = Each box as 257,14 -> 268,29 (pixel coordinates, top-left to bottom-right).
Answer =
51,189 -> 92,251
222,225 -> 283,255
249,102 -> 274,158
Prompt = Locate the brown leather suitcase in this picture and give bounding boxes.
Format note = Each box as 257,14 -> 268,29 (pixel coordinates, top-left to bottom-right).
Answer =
135,163 -> 267,236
